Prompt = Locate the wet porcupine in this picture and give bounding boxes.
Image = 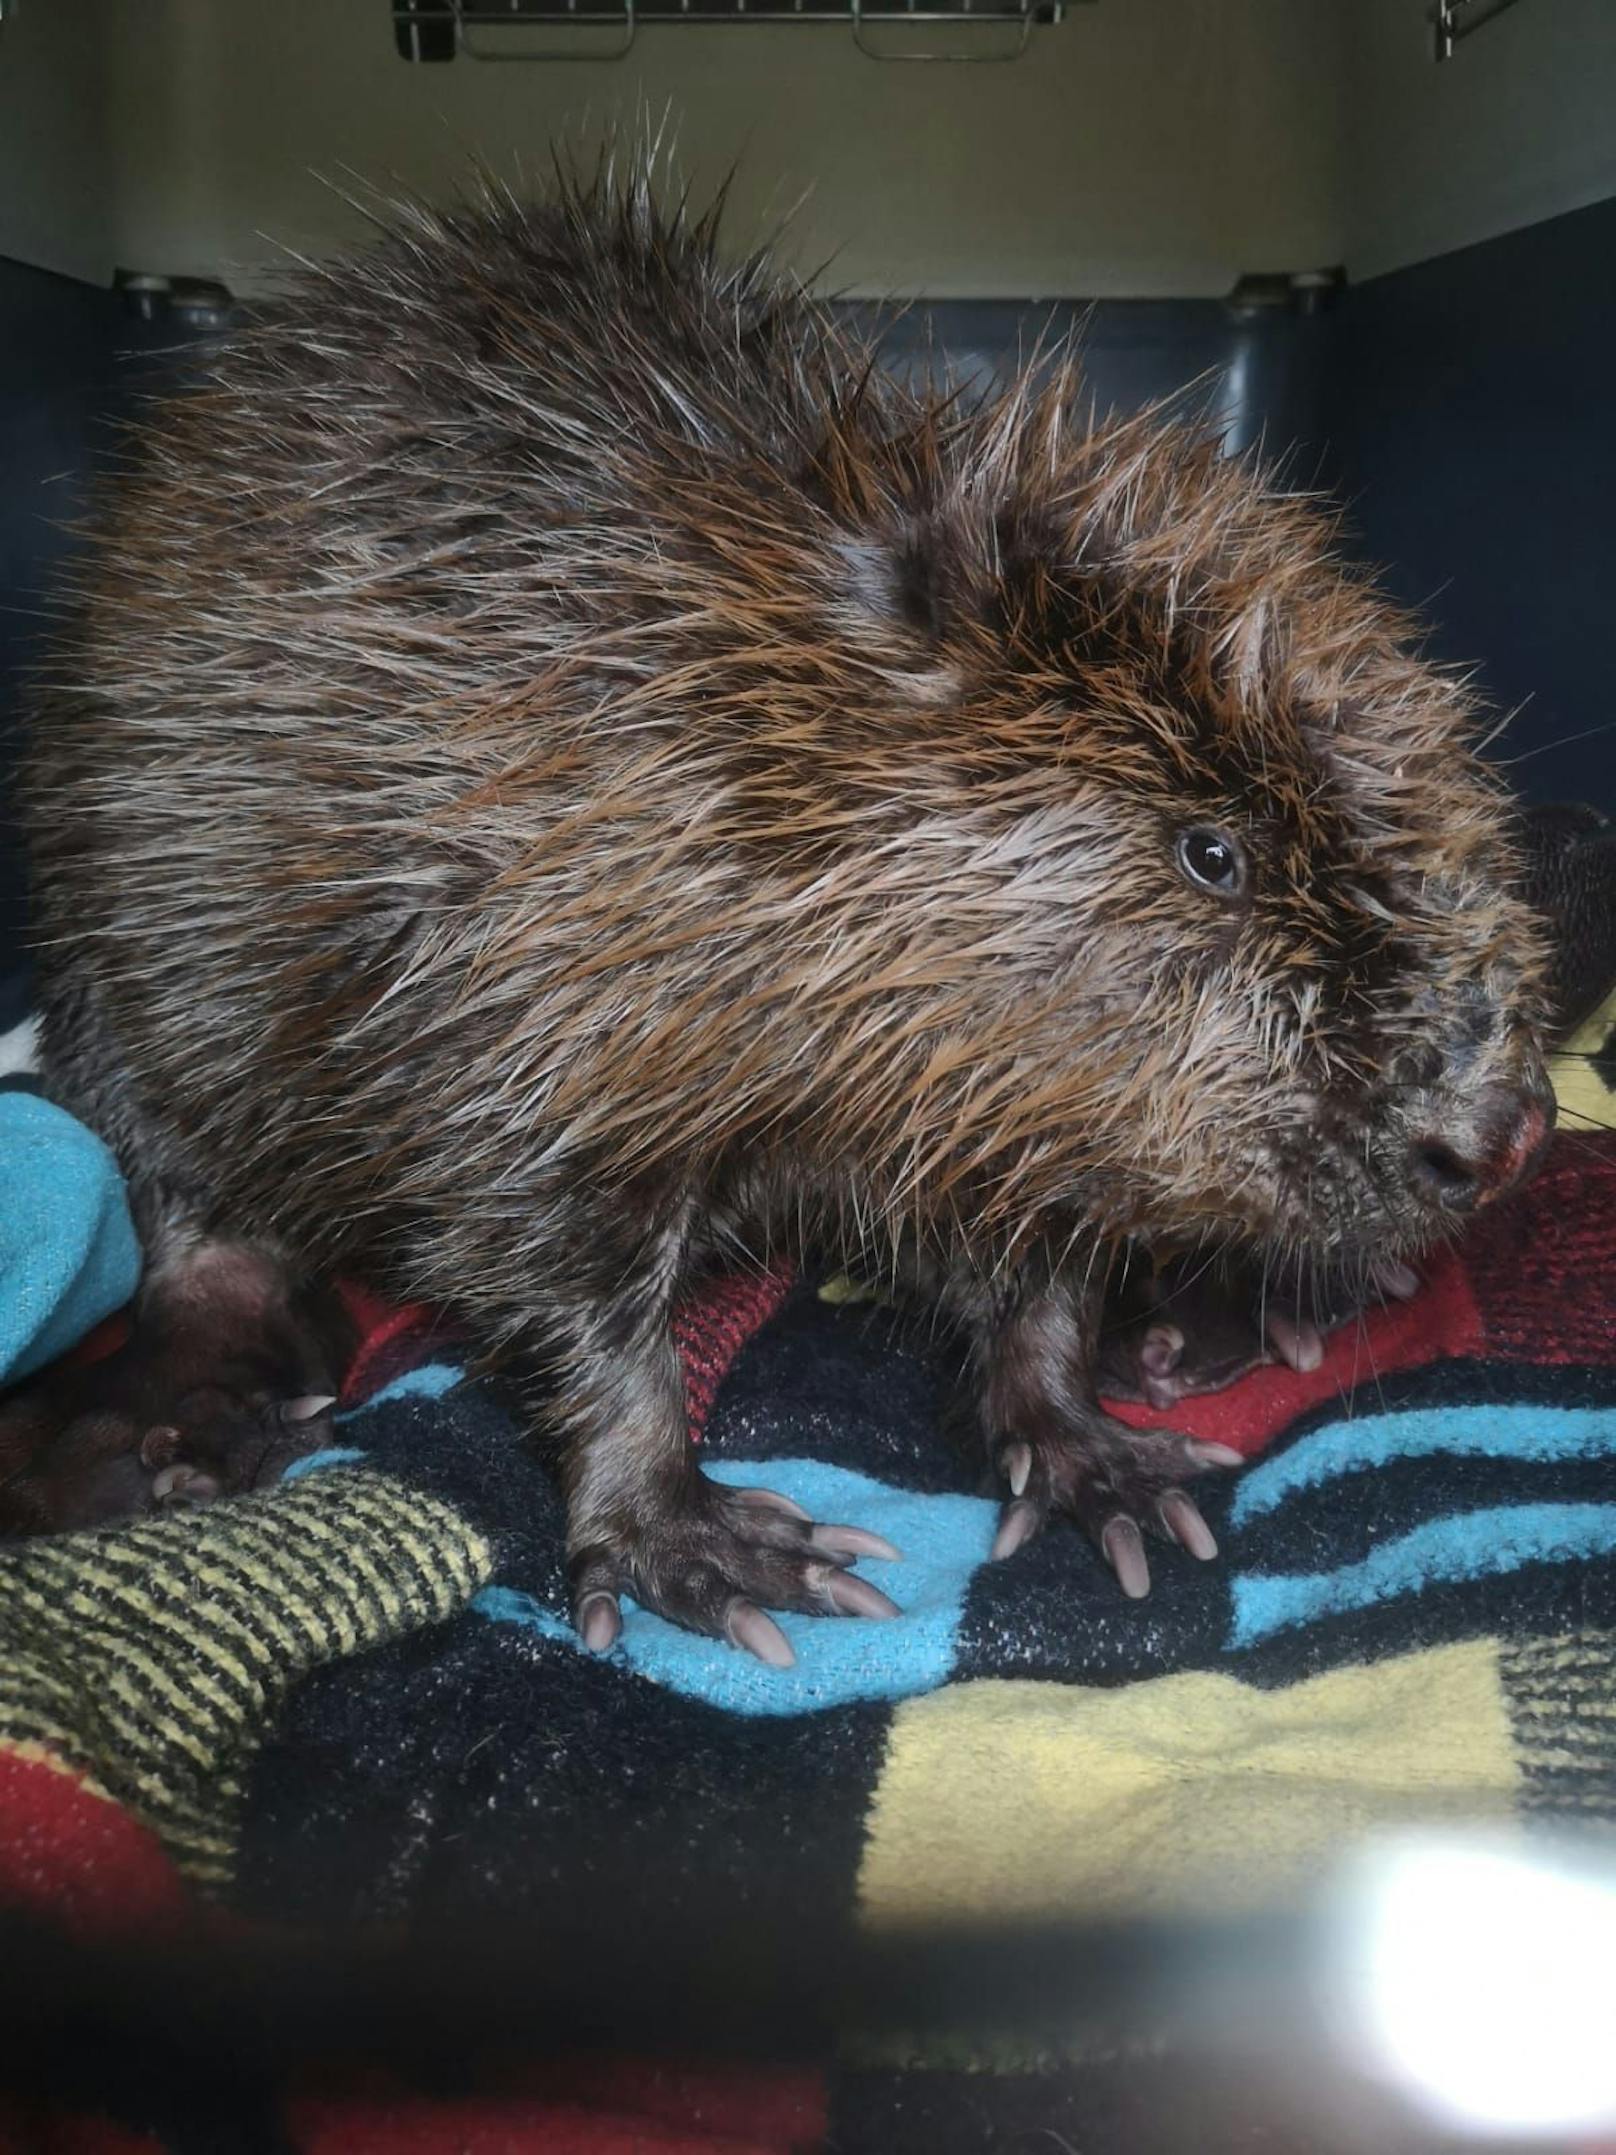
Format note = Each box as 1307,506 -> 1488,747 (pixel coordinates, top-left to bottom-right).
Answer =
20,162 -> 1555,1654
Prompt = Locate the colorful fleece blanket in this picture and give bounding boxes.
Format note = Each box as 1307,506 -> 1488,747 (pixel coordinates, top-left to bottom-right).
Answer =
1,995 -> 1615,2152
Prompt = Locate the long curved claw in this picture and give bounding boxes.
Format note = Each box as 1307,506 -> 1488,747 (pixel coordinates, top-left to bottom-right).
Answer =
810,1523 -> 903,1564
724,1599 -> 795,1668
821,1570 -> 900,1620
732,1486 -> 814,1523
1372,1257 -> 1421,1302
1188,1440 -> 1245,1469
1265,1310 -> 1325,1373
1001,1441 -> 1033,1499
151,1463 -> 222,1506
1101,1517 -> 1151,1598
1158,1490 -> 1218,1561
991,1499 -> 1042,1562
576,1592 -> 622,1654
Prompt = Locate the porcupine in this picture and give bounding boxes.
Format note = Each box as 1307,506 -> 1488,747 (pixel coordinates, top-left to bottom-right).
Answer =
18,157 -> 1556,1660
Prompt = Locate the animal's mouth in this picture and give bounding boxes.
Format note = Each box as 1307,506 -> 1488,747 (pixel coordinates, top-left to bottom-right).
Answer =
1256,1068 -> 1557,1268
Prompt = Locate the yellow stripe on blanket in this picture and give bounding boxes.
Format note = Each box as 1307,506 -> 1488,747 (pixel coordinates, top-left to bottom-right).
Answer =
858,1642 -> 1519,1930
1549,983 -> 1616,1133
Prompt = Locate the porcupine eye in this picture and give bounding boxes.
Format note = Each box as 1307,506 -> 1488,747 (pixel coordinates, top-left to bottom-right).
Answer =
1175,826 -> 1246,899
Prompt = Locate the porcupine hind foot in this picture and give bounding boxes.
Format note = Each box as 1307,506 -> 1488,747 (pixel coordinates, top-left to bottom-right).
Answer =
16,978 -> 351,1530
128,1237 -> 349,1491
0,1238 -> 347,1535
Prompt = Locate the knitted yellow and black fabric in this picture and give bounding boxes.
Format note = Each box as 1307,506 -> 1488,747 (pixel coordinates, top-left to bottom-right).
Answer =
1,1001 -> 1614,2153
1,1468 -> 489,1897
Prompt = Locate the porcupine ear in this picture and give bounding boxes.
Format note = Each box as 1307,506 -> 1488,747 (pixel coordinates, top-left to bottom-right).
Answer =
884,512 -> 970,647
833,510 -> 981,688
836,512 -> 986,715
822,387 -> 1071,693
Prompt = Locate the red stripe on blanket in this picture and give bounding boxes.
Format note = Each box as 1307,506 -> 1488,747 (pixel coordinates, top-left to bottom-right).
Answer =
0,1746 -> 191,1937
673,1268 -> 797,1442
1105,1134 -> 1616,1455
332,1267 -> 798,1441
289,2061 -> 826,2155
335,1281 -> 450,1410
8,2119 -> 170,2155
1463,1138 -> 1616,1364
65,1311 -> 132,1370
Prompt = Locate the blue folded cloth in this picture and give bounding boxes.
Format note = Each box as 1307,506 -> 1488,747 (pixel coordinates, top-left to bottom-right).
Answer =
0,1090 -> 142,1386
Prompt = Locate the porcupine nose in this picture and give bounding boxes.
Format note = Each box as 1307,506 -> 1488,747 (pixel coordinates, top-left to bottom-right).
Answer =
1408,1081 -> 1555,1215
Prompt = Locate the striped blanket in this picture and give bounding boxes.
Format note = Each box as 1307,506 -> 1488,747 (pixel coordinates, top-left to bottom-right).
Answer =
2,993 -> 1615,2152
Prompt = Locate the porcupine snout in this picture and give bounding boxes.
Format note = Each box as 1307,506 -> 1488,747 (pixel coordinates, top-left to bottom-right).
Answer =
1406,1079 -> 1554,1214
1404,1053 -> 1556,1216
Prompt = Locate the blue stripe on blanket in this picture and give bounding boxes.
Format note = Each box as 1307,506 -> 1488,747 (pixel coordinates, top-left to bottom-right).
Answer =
474,1456 -> 998,1717
336,1362 -> 465,1417
0,1092 -> 142,1386
1230,1405 -> 1616,1524
1229,1501 -> 1616,1646
282,1447 -> 368,1481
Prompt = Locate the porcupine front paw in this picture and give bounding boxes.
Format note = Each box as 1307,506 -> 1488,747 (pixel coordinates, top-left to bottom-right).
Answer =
991,1417 -> 1243,1598
568,1475 -> 903,1669
1097,1253 -> 1422,1409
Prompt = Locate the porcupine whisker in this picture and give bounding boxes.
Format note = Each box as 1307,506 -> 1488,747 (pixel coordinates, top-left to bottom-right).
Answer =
1473,698 -> 1535,757
1538,1122 -> 1608,1160
1356,1295 -> 1389,1421
1257,1253 -> 1272,1372
1152,1244 -> 1225,1315
1335,1288 -> 1369,1424
1494,718 -> 1616,769
1529,1119 -> 1608,1165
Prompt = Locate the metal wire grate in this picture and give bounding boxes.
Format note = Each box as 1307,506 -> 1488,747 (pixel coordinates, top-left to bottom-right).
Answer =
393,0 -> 1078,63
1429,0 -> 1527,62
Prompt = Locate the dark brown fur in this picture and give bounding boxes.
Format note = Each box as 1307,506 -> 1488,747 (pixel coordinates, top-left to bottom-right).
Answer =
19,155 -> 1554,1652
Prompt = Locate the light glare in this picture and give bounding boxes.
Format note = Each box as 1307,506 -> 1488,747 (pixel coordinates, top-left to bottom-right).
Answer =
1346,1839 -> 1616,2136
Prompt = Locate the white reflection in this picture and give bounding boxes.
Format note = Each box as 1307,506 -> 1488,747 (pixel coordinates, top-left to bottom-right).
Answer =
1336,1835 -> 1616,2137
